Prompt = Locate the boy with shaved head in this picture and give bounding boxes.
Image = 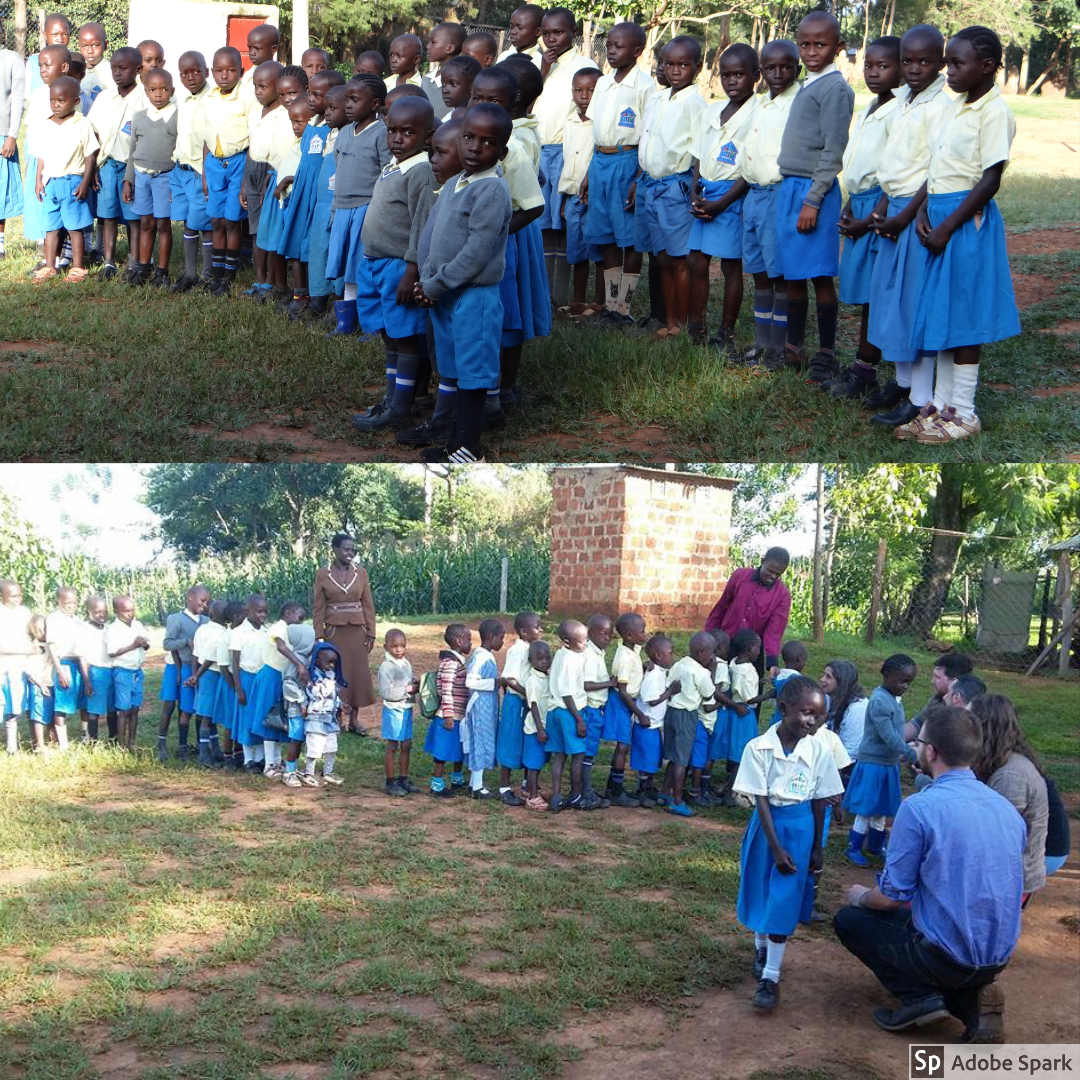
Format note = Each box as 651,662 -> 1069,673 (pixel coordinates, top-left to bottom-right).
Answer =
389,33 -> 441,115
498,5 -> 546,65
77,21 -> 112,97
240,22 -> 279,108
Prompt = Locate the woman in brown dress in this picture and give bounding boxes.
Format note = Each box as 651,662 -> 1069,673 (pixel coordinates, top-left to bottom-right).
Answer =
312,533 -> 376,735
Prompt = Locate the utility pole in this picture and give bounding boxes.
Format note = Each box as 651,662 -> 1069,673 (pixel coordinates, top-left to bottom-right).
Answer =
291,0 -> 310,60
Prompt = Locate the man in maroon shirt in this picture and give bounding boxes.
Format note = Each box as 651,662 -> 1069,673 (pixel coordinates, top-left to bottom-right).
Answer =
704,547 -> 792,677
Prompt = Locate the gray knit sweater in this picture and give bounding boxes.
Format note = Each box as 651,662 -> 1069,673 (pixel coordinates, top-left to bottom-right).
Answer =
776,71 -> 854,208
124,108 -> 179,181
360,157 -> 439,264
0,49 -> 25,140
332,119 -> 390,210
419,171 -> 512,302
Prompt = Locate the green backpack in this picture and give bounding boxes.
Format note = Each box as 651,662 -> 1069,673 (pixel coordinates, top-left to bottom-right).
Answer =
418,670 -> 440,720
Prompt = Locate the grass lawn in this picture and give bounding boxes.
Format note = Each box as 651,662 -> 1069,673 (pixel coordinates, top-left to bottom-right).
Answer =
1,100 -> 1078,463
1,622 -> 1076,1079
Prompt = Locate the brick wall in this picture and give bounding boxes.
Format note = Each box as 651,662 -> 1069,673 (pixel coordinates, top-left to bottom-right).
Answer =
549,467 -> 737,629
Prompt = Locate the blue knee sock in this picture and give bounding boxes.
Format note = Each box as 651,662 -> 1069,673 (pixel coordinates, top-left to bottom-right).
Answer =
432,377 -> 457,423
391,351 -> 419,413
847,827 -> 866,852
384,350 -> 398,399
753,288 -> 774,349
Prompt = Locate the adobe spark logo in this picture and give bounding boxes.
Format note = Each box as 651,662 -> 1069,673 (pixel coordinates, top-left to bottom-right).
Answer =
911,1046 -> 946,1079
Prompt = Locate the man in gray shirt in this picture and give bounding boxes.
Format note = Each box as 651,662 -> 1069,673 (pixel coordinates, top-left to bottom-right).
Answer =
159,585 -> 210,761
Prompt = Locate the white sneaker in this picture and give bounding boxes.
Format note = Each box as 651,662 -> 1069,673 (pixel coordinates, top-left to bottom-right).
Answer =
915,406 -> 982,444
283,770 -> 302,787
300,772 -> 322,787
321,773 -> 344,786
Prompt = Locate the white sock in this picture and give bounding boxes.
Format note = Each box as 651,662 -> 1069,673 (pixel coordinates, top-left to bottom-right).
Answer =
870,815 -> 886,831
242,744 -> 254,764
853,814 -> 870,833
323,752 -> 336,775
754,932 -> 767,950
894,360 -> 913,390
763,939 -> 786,983
6,718 -> 17,753
933,350 -> 955,411
617,272 -> 639,316
499,786 -> 511,795
603,267 -> 621,311
909,353 -> 935,407
305,757 -> 317,775
952,362 -> 980,420
343,282 -> 358,300
56,724 -> 69,750
263,741 -> 279,766
471,768 -> 485,791
253,745 -> 265,763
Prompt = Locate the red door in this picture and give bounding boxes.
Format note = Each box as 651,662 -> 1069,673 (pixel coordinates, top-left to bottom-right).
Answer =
227,16 -> 268,70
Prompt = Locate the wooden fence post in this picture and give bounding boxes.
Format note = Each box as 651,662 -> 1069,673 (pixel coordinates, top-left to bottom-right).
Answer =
812,464 -> 824,644
431,573 -> 440,615
1058,551 -> 1073,678
866,537 -> 887,644
499,556 -> 509,613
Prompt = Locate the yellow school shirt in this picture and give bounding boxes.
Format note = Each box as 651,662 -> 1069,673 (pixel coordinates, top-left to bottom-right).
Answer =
610,642 -> 643,699
692,93 -> 759,183
583,638 -> 610,709
876,74 -> 953,199
639,84 -> 705,180
512,116 -> 541,171
587,63 -> 653,148
263,620 -> 295,672
927,85 -> 1015,195
548,645 -> 587,710
174,81 -> 211,171
558,112 -> 593,196
502,136 -> 545,210
524,668 -> 553,733
239,66 -> 258,110
501,637 -> 532,699
841,91 -> 900,195
497,44 -> 543,68
247,101 -> 286,164
88,85 -> 142,164
740,83 -> 798,187
38,113 -> 100,182
203,85 -> 256,158
667,654 -> 714,713
534,49 -> 593,146
729,660 -> 759,704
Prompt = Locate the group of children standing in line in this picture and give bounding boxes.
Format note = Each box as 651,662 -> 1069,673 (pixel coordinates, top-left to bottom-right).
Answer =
0,7 -> 1020,449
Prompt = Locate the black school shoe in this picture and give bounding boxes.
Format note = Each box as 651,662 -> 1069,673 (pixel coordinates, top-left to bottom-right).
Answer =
826,366 -> 876,399
170,273 -> 198,294
500,789 -> 524,806
352,401 -> 413,432
396,416 -> 453,447
806,351 -> 841,384
287,295 -> 310,321
150,267 -> 170,289
384,780 -> 408,797
753,978 -> 780,1012
863,376 -> 905,411
870,396 -> 920,427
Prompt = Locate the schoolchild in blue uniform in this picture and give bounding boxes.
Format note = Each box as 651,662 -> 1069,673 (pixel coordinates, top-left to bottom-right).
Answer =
305,83 -> 348,325
631,633 -> 679,808
157,586 -> 209,763
843,654 -> 918,866
908,25 -> 1021,446
424,623 -> 471,796
44,588 -> 84,739
230,594 -> 270,773
603,612 -> 649,807
78,595 -> 114,741
24,44 -> 73,259
774,12 -> 854,382
240,60 -> 284,298
277,70 -> 344,320
734,676 -> 843,1012
717,627 -> 763,806
0,25 -> 26,259
581,614 -> 616,802
523,640 -> 554,809
213,602 -> 247,770
496,611 -> 543,805
105,595 -> 149,751
25,617 -> 56,750
463,619 -> 505,800
687,43 -> 759,354
661,631 -> 716,817
377,628 -> 419,796
705,629 -> 732,793
189,599 -> 228,767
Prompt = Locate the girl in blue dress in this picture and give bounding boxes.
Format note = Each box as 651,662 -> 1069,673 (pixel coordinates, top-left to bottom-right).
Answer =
462,619 -> 505,800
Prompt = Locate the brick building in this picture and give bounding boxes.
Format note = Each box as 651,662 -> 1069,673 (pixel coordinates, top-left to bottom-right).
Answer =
548,466 -> 739,628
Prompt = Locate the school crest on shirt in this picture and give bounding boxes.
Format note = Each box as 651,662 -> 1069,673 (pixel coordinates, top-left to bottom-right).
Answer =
121,120 -> 132,136
618,107 -> 637,129
784,769 -> 810,799
328,174 -> 336,191
717,140 -> 738,165
309,134 -> 324,154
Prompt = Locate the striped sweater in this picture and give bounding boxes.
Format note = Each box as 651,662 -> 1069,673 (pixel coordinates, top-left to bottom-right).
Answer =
435,649 -> 469,720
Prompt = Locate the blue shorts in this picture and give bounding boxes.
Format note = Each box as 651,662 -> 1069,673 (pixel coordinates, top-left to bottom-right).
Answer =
195,669 -> 220,719
583,148 -> 638,249
327,204 -> 368,283
96,158 -> 140,221
204,151 -> 248,222
169,164 -> 212,230
630,724 -> 662,774
42,175 -> 95,232
84,666 -> 114,715
522,730 -> 550,771
356,256 -> 428,338
601,693 -> 633,745
496,694 -> 526,769
52,658 -> 82,714
1,667 -> 26,716
423,715 -> 463,763
160,662 -> 196,713
688,178 -> 744,259
113,668 -> 145,710
288,712 -> 305,742
132,169 -> 173,218
563,195 -> 602,267
382,705 -> 414,742
639,171 -> 694,257
708,705 -> 730,762
689,719 -> 710,770
775,174 -> 842,281
544,706 -> 586,756
25,680 -> 55,725
838,185 -> 881,305
429,283 -> 502,391
741,182 -> 780,278
538,144 -> 564,231
583,704 -> 606,759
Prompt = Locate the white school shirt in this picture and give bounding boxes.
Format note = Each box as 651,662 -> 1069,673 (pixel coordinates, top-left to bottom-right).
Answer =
636,664 -> 668,729
192,620 -> 226,666
0,605 -> 33,660
216,627 -> 236,674
837,698 -> 868,759
692,92 -> 759,183
238,65 -> 258,111
635,83 -> 664,172
230,619 -> 268,673
77,623 -> 111,668
729,660 -> 759,704
583,638 -> 610,708
667,654 -> 714,712
714,657 -> 730,694
876,74 -> 953,199
83,61 -> 114,97
587,63 -> 654,148
558,112 -> 594,196
524,668 -> 552,734
45,610 -> 83,659
88,85 -> 142,164
37,112 -> 100,182
512,116 -> 541,171
260,620 -> 295,673
534,49 -> 593,146
501,637 -> 532,699
804,61 -> 838,85
548,645 -> 587,710
740,83 -> 798,187
841,91 -> 900,195
105,618 -> 147,670
497,44 -> 544,68
502,136 -> 545,210
174,81 -> 211,171
814,723 -> 853,772
640,84 -> 705,180
734,722 -> 844,807
248,102 -> 288,164
610,642 -> 643,698
926,85 -> 1015,195
24,83 -> 53,159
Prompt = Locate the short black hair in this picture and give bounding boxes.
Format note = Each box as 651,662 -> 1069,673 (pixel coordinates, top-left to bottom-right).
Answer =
466,100 -> 513,146
279,63 -> 309,88
464,30 -> 498,56
213,46 -> 243,67
611,21 -> 647,48
781,640 -> 807,666
312,69 -> 346,88
763,546 -> 790,567
433,23 -> 468,48
303,47 -> 330,63
868,34 -> 901,62
349,72 -> 388,103
935,652 -> 973,679
354,50 -> 386,71
573,66 -> 603,84
921,703 -> 984,767
44,12 -> 70,29
615,612 -> 644,634
279,600 -> 305,619
731,627 -> 760,655
722,42 -> 759,70
443,53 -> 482,81
474,65 -> 519,102
513,610 -> 541,632
515,4 -> 546,26
498,56 -> 543,110
951,674 -> 987,705
953,25 -> 1004,71
799,10 -> 842,40
667,34 -> 702,65
479,617 -> 504,640
760,38 -> 799,65
881,653 -> 917,676
901,23 -> 945,57
778,674 -> 823,706
111,46 -> 142,65
542,6 -> 576,31
66,55 -> 86,77
444,622 -> 470,646
645,633 -> 672,659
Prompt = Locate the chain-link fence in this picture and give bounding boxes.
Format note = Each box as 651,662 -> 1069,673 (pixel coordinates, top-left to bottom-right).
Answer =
0,2 -> 128,56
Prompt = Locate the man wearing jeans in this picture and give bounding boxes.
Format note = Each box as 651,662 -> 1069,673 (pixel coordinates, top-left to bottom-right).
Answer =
833,705 -> 1026,1043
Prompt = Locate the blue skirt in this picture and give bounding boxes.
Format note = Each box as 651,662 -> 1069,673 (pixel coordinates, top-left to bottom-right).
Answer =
382,705 -> 413,741
0,151 -> 24,218
708,705 -> 731,762
800,804 -> 832,923
256,172 -> 287,252
601,693 -> 633,745
689,720 -> 710,769
423,715 -> 463,763
214,677 -> 238,735
910,193 -> 1020,351
500,227 -> 524,345
53,658 -> 82,714
688,178 -> 744,259
866,196 -> 927,366
195,669 -> 220,718
538,144 -> 564,231
496,694 -> 526,769
724,706 -> 757,765
84,666 -> 113,715
775,175 -> 841,280
234,669 -> 261,746
327,204 -> 368,283
842,759 -> 901,817
22,154 -> 45,241
277,156 -> 321,260
737,800 -> 815,936
516,219 -> 551,341
248,665 -> 286,742
838,185 -> 881,305
630,724 -> 662,774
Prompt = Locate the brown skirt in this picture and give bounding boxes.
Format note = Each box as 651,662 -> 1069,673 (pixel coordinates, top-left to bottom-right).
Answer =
322,623 -> 374,708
